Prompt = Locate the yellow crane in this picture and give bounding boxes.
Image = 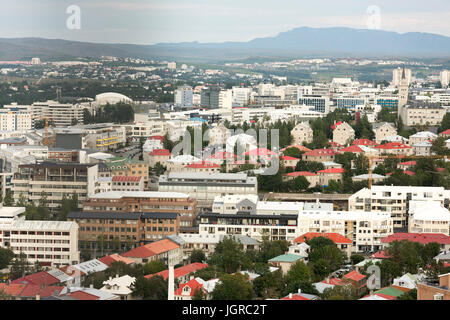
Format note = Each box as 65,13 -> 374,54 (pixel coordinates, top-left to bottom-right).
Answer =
365,153 -> 449,189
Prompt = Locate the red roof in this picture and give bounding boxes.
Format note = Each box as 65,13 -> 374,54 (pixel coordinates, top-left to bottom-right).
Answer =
371,251 -> 391,259
437,168 -> 445,172
122,239 -> 180,258
321,278 -> 343,285
387,170 -> 415,176
286,171 -> 317,177
439,129 -> 450,136
331,121 -> 343,130
98,254 -> 135,266
339,145 -> 364,153
20,285 -> 64,298
344,270 -> 367,282
148,135 -> 164,141
145,263 -> 208,280
294,232 -> 352,244
362,293 -> 396,300
282,293 -> 312,300
398,161 -> 416,166
352,139 -> 378,147
0,283 -> 26,296
381,233 -> 450,245
185,161 -> 220,169
375,142 -> 411,150
244,148 -> 278,156
11,271 -> 60,286
149,149 -> 171,156
69,291 -> 100,300
282,156 -> 300,161
318,168 -> 344,174
174,279 -> 204,297
304,149 -> 338,157
112,176 -> 142,182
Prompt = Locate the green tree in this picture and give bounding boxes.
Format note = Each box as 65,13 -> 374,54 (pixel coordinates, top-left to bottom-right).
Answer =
398,288 -> 417,300
190,249 -> 206,263
293,176 -> 310,191
9,251 -> 31,280
322,284 -> 359,300
3,190 -> 14,206
253,269 -> 285,299
350,255 -> 365,265
283,261 -> 315,295
0,247 -> 14,269
208,236 -> 248,273
132,275 -> 168,300
211,273 -> 255,300
142,260 -> 166,275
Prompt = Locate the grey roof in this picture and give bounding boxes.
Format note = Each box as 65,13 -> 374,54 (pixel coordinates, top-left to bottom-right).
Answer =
166,172 -> 248,181
372,122 -> 395,130
67,211 -> 178,220
434,250 -> 450,261
313,282 -> 335,294
68,211 -> 142,220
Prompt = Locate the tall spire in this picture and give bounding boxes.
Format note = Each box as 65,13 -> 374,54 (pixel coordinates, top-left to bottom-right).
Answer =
401,67 -> 406,80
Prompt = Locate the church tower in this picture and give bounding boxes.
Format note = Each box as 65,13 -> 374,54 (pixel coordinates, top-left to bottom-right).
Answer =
397,68 -> 409,118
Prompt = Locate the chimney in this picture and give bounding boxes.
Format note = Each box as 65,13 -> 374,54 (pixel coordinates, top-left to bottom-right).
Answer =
326,278 -> 330,284
190,275 -> 194,281
298,288 -> 302,294
35,294 -> 40,300
109,276 -> 112,281
116,274 -> 119,279
289,293 -> 292,299
90,284 -> 94,289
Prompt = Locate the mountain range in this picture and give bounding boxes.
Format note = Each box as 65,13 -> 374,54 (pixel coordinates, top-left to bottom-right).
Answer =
0,27 -> 449,62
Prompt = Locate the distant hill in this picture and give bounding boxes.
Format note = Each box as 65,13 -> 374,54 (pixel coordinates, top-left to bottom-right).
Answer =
1,27 -> 450,62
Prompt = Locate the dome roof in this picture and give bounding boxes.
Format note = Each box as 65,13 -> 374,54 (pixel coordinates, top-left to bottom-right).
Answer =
95,92 -> 132,104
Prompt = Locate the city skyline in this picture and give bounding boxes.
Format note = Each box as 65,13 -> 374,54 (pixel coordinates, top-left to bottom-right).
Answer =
0,0 -> 449,45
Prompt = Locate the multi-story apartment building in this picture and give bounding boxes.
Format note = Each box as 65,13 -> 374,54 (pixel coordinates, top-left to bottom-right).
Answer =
67,211 -> 180,250
401,104 -> 446,127
82,191 -> 197,230
298,95 -> 331,114
0,206 -> 79,267
106,158 -> 149,188
0,108 -> 32,131
158,172 -> 258,202
349,186 -> 450,230
48,148 -> 80,163
32,100 -> 87,127
303,148 -> 338,163
11,162 -> 99,210
175,85 -> 194,108
207,124 -> 230,146
408,201 -> 450,236
440,70 -> 450,88
291,122 -> 313,145
199,199 -> 393,252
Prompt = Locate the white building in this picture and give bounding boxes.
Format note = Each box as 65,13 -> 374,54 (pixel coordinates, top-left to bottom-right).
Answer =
0,206 -> 79,267
232,87 -> 252,106
291,122 -> 313,145
440,70 -> 450,88
100,275 -> 136,300
0,109 -> 32,131
349,186 -> 450,230
409,201 -> 450,236
175,86 -> 193,108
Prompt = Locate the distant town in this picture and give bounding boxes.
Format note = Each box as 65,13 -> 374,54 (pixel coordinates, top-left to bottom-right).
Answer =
0,54 -> 449,302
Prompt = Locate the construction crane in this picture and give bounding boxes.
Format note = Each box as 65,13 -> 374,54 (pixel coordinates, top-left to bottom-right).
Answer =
36,116 -> 50,146
365,153 -> 449,189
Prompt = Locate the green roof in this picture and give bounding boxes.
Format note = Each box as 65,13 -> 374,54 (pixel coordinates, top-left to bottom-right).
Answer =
269,254 -> 304,263
375,286 -> 405,297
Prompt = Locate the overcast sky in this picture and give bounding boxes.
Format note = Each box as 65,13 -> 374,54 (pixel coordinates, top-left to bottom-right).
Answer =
0,0 -> 449,44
